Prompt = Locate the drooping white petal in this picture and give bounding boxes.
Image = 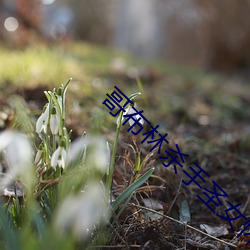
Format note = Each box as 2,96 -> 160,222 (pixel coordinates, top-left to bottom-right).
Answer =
41,121 -> 48,133
36,104 -> 50,133
67,136 -> 110,173
51,146 -> 67,169
122,106 -> 130,118
122,105 -> 144,127
67,136 -> 88,163
54,182 -> 109,240
0,130 -> 14,151
57,96 -> 63,112
50,113 -> 59,135
36,113 -> 44,133
128,106 -> 136,127
51,146 -> 61,168
92,137 -> 110,173
136,114 -> 144,125
58,148 -> 67,169
0,130 -> 33,190
5,133 -> 32,170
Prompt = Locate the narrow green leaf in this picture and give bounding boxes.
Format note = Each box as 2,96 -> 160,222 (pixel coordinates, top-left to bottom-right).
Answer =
180,200 -> 191,222
32,209 -> 45,237
0,208 -> 21,250
62,78 -> 72,97
135,152 -> 141,172
112,167 -> 154,211
112,192 -> 133,225
127,92 -> 141,102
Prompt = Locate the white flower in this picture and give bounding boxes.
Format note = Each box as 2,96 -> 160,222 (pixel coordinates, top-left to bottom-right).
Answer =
36,104 -> 50,134
50,106 -> 60,135
57,95 -> 63,112
51,145 -> 67,169
0,130 -> 33,190
67,135 -> 110,173
117,104 -> 144,126
54,182 -> 109,240
91,137 -> 110,173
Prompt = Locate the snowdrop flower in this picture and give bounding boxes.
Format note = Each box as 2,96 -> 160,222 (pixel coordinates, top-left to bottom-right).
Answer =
117,103 -> 144,126
50,106 -> 60,135
89,137 -> 110,173
51,143 -> 67,169
54,182 -> 109,240
57,95 -> 63,112
67,135 -> 110,173
0,130 -> 33,190
36,103 -> 50,134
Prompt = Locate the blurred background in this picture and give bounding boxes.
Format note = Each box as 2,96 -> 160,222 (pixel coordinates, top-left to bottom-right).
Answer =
1,2 -> 250,248
1,0 -> 250,72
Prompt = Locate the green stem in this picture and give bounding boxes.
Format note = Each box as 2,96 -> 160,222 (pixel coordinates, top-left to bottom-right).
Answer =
45,98 -> 53,164
61,78 -> 71,127
52,134 -> 56,152
106,111 -> 122,198
49,93 -> 62,135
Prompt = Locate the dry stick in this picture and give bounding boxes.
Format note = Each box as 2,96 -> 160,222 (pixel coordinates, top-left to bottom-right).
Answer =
129,203 -> 237,249
242,192 -> 250,215
34,180 -> 59,198
184,221 -> 187,250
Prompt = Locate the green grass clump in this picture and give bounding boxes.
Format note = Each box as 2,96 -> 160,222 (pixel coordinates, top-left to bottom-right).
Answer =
0,80 -> 154,250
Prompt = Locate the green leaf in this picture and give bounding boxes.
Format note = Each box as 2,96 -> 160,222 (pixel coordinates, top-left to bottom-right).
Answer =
62,78 -> 72,98
0,207 -> 21,250
112,167 -> 154,211
127,92 -> 141,102
112,192 -> 133,225
179,199 -> 191,222
32,209 -> 46,237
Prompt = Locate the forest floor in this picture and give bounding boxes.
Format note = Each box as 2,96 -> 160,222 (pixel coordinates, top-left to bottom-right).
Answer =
1,42 -> 250,249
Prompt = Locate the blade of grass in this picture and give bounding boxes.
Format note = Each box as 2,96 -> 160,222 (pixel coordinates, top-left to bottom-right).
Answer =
0,208 -> 21,250
106,111 -> 122,197
112,192 -> 133,225
127,92 -> 141,102
112,167 -> 154,211
136,78 -> 147,106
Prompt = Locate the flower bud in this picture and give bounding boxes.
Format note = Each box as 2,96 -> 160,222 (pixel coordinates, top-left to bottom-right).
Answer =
50,106 -> 59,135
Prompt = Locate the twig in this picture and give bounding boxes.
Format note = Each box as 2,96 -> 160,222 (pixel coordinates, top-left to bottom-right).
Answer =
129,203 -> 237,249
242,192 -> 250,215
184,221 -> 187,250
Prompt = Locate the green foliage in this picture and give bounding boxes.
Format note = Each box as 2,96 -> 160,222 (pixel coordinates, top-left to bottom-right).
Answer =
0,42 -> 130,87
0,80 -> 153,249
112,167 -> 155,212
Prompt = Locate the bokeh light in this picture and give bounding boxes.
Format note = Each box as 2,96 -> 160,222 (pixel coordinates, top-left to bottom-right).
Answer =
41,0 -> 55,5
4,17 -> 19,32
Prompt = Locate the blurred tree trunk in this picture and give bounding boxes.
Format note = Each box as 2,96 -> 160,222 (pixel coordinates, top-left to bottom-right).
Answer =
15,0 -> 42,45
204,0 -> 250,71
16,0 -> 41,31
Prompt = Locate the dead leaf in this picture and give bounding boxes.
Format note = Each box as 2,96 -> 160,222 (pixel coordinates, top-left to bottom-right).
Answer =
200,224 -> 228,237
